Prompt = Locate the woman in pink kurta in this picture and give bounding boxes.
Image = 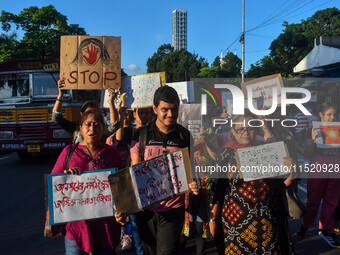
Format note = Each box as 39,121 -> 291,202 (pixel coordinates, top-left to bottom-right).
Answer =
51,109 -> 121,254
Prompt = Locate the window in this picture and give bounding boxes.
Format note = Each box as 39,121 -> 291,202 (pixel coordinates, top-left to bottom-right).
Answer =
0,75 -> 29,99
32,73 -> 59,97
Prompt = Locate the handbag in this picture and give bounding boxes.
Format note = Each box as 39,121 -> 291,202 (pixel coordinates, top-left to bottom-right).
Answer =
281,180 -> 306,219
44,143 -> 78,237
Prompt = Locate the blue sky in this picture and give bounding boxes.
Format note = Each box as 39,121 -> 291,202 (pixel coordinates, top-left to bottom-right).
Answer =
1,0 -> 339,76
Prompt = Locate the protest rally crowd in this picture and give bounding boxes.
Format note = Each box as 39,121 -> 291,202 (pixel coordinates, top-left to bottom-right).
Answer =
43,75 -> 340,255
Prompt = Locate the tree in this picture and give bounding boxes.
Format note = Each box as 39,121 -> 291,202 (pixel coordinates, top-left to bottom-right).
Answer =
246,55 -> 278,78
199,52 -> 241,78
197,66 -> 220,78
246,7 -> 340,78
220,52 -> 242,77
146,44 -> 208,82
0,31 -> 17,62
0,5 -> 86,60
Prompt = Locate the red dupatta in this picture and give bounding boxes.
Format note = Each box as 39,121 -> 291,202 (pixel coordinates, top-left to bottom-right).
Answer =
221,140 -> 253,150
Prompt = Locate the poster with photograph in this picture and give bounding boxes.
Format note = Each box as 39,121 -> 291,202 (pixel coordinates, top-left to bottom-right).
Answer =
313,121 -> 340,148
178,104 -> 201,138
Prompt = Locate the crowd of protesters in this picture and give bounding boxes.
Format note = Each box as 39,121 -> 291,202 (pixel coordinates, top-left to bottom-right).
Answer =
49,80 -> 339,254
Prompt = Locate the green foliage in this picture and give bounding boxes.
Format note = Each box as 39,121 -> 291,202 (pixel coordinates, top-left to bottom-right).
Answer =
146,43 -> 208,82
0,32 -> 17,62
198,66 -> 220,78
0,5 -> 86,60
220,52 -> 242,77
246,55 -> 278,78
199,52 -> 241,78
246,7 -> 340,78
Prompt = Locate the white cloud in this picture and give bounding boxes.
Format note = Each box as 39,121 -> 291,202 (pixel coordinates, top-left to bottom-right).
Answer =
127,64 -> 141,71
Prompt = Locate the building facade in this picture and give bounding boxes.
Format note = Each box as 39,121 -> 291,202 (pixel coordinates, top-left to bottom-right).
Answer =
172,10 -> 187,50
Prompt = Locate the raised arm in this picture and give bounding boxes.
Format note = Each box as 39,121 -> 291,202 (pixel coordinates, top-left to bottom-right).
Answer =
52,80 -> 65,114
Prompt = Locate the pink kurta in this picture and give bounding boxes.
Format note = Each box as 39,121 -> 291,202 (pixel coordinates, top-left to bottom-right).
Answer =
51,143 -> 121,253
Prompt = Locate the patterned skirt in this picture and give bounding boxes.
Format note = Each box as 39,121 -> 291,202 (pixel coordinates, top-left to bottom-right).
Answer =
222,179 -> 281,255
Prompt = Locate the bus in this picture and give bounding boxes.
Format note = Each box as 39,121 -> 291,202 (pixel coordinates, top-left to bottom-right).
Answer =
0,58 -> 81,159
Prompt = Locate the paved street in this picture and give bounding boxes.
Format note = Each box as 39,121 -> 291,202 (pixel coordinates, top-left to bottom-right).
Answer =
0,151 -> 339,255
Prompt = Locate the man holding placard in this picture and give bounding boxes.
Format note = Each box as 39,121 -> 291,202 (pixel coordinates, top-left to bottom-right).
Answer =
115,85 -> 198,255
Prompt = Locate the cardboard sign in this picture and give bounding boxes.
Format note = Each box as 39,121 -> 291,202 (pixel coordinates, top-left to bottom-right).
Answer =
313,121 -> 340,148
101,89 -> 122,109
166,81 -> 194,104
48,169 -> 115,224
60,35 -> 121,90
121,72 -> 166,108
108,148 -> 191,213
236,141 -> 289,181
241,74 -> 284,108
178,104 -> 201,138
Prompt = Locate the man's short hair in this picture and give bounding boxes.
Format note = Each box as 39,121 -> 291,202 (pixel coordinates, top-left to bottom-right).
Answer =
153,85 -> 180,107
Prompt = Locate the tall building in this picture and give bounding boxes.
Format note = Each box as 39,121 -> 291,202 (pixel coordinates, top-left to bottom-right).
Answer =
172,10 -> 187,50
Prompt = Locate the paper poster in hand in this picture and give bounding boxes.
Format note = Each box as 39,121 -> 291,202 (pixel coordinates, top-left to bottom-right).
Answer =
101,89 -> 122,109
121,72 -> 165,108
48,169 -> 116,225
60,35 -> 121,90
108,148 -> 192,214
313,121 -> 340,148
236,141 -> 290,181
167,81 -> 194,104
178,104 -> 201,138
241,74 -> 283,108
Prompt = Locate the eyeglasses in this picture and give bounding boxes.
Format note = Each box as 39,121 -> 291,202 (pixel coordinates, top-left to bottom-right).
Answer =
233,127 -> 255,134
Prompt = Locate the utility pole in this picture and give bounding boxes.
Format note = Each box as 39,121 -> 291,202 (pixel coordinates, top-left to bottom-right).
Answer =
242,0 -> 245,83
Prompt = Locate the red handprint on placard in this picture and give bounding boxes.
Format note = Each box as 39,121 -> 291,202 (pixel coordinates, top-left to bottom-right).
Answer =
83,44 -> 99,65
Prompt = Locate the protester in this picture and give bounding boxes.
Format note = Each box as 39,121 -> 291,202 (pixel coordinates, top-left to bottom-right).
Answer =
52,80 -> 120,142
209,112 -> 296,254
107,105 -> 152,168
297,103 -> 340,248
51,109 -> 122,254
107,106 -> 152,254
115,85 -> 199,255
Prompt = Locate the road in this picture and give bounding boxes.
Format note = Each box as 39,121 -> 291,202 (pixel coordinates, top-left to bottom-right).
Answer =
0,152 -> 339,254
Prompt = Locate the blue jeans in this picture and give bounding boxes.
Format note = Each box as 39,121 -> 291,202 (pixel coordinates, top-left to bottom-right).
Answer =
65,237 -> 115,255
130,214 -> 143,255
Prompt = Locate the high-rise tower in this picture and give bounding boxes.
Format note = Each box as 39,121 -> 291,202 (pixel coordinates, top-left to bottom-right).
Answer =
172,10 -> 187,50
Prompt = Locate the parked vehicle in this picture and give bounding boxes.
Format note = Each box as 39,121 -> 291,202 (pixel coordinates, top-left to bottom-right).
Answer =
0,58 -> 81,159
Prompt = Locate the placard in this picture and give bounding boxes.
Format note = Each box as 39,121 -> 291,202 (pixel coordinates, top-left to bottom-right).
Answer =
108,148 -> 191,213
48,169 -> 115,224
236,141 -> 289,181
121,72 -> 166,108
313,121 -> 340,148
101,89 -> 122,109
60,35 -> 121,90
221,91 -> 233,106
177,104 -> 201,138
241,74 -> 283,108
166,81 -> 194,104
